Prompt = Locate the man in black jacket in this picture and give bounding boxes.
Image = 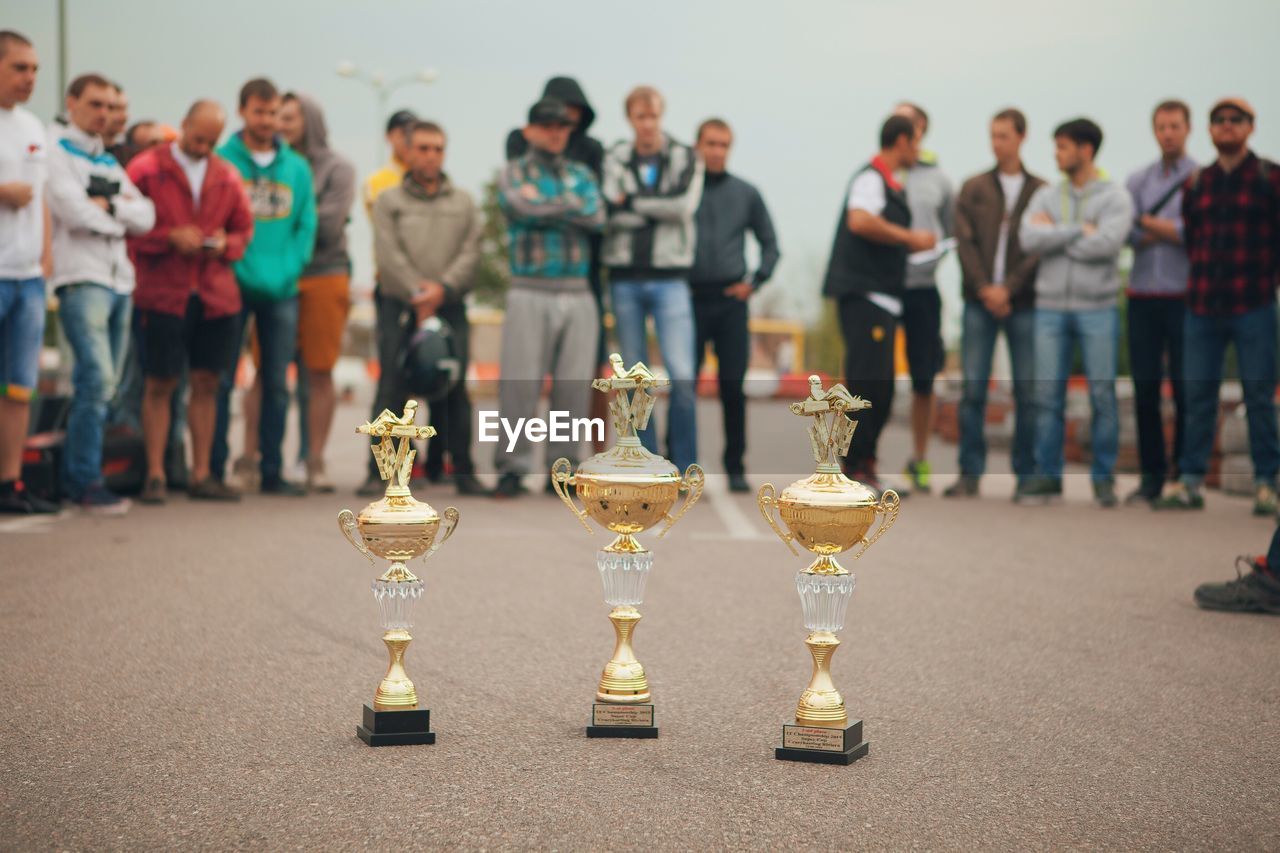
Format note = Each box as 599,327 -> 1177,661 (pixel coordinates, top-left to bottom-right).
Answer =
690,118 -> 779,492
822,115 -> 936,493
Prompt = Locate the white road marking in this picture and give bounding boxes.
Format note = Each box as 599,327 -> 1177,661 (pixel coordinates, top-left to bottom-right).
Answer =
0,512 -> 66,534
693,475 -> 773,541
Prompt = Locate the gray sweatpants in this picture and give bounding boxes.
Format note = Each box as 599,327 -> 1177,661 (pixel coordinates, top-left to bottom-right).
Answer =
495,286 -> 601,476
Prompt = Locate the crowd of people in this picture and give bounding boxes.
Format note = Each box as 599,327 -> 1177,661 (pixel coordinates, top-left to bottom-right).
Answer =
1,29 -> 1279,611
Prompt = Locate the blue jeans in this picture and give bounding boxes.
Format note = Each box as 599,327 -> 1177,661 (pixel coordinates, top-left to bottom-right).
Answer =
212,295 -> 299,483
958,303 -> 1036,480
1179,303 -> 1279,487
1033,307 -> 1119,482
610,278 -> 698,472
57,283 -> 131,497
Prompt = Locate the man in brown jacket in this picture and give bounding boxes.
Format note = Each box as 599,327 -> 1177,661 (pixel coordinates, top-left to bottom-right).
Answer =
363,120 -> 487,496
944,108 -> 1045,499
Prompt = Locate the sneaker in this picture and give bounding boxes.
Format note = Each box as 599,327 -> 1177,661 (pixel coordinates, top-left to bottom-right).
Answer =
1124,478 -> 1163,506
493,472 -> 528,499
232,455 -> 260,492
1015,476 -> 1062,505
1093,479 -> 1118,509
306,461 -> 336,495
455,473 -> 492,497
943,475 -> 979,498
728,473 -> 751,493
1154,481 -> 1204,510
189,477 -> 242,502
261,478 -> 307,497
139,477 -> 167,505
1193,555 -> 1280,614
77,483 -> 131,516
0,480 -> 59,514
903,459 -> 931,494
1253,483 -> 1278,517
356,475 -> 385,498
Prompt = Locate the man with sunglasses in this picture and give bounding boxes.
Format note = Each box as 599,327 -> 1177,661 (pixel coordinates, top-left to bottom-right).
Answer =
1158,98 -> 1280,515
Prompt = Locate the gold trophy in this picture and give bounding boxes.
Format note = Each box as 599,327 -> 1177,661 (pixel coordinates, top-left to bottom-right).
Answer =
758,376 -> 900,765
551,354 -> 704,738
338,401 -> 459,747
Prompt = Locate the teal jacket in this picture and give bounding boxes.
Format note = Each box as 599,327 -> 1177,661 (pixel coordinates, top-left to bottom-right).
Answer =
217,132 -> 317,302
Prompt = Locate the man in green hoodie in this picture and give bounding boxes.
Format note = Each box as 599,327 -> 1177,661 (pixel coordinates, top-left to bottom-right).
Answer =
212,77 -> 316,495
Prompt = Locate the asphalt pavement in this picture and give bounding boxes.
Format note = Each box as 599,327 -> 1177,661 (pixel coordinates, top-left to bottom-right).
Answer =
2,395 -> 1279,850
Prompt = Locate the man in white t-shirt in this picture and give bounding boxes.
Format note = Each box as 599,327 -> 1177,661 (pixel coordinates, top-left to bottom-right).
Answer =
0,30 -> 57,514
820,114 -> 936,494
947,108 -> 1045,500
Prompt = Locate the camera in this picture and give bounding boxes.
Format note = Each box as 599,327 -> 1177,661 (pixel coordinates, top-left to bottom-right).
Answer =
87,175 -> 121,199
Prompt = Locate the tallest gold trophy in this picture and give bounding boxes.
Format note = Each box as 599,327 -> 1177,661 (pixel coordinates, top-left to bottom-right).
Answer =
758,377 -> 900,765
552,354 -> 704,738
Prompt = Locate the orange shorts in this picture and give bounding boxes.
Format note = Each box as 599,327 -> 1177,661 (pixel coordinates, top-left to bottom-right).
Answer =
296,273 -> 350,372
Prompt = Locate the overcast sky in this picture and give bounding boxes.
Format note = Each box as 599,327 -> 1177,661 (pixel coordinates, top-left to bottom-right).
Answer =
8,0 -> 1279,322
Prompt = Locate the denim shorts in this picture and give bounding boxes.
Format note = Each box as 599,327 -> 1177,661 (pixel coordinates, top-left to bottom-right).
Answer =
0,276 -> 46,401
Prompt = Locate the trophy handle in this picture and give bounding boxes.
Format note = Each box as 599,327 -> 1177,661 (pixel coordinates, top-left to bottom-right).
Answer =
551,457 -> 593,534
850,489 -> 900,561
756,483 -> 799,556
338,509 -> 374,565
659,464 -> 704,538
425,506 -> 459,560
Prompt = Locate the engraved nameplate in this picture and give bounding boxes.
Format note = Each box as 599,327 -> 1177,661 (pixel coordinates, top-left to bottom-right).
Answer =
592,704 -> 654,727
782,724 -> 847,752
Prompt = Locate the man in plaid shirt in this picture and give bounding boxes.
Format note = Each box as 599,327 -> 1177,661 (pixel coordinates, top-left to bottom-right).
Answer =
1159,97 -> 1280,515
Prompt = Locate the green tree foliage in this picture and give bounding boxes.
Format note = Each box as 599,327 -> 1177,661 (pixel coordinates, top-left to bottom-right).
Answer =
473,173 -> 510,308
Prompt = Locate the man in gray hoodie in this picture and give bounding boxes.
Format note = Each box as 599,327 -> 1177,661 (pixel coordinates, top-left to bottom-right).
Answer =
276,92 -> 355,493
1018,118 -> 1134,507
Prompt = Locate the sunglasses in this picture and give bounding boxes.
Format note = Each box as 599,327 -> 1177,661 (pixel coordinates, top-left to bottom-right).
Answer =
1211,113 -> 1250,126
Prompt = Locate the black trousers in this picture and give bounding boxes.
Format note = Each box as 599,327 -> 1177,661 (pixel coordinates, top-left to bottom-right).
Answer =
838,295 -> 897,473
693,291 -> 750,475
370,291 -> 474,478
1127,296 -> 1186,485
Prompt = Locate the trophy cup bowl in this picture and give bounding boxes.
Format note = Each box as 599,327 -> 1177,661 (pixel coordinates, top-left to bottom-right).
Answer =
758,468 -> 899,571
340,493 -> 457,566
554,443 -> 703,545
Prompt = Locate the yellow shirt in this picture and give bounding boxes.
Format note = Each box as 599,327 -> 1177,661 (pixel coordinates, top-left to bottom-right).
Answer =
364,158 -> 407,216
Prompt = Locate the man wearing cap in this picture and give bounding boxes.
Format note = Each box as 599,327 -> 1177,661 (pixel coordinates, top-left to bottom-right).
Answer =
494,97 -> 604,498
364,109 -> 417,214
1158,97 -> 1280,515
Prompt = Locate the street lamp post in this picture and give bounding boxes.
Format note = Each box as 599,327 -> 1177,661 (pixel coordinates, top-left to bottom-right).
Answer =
336,61 -> 439,165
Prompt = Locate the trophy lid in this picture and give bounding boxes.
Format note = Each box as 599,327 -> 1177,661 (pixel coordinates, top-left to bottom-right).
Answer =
573,354 -> 681,484
778,469 -> 879,507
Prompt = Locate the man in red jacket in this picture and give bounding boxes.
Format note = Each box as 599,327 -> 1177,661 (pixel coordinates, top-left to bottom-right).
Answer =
126,100 -> 254,504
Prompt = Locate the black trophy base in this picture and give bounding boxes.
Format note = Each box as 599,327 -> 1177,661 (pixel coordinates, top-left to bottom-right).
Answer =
586,703 -> 658,738
775,719 -> 869,765
356,703 -> 436,747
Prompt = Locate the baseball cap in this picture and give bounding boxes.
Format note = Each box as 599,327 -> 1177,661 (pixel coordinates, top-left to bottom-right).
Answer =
1209,97 -> 1255,121
528,97 -> 573,127
385,109 -> 418,134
